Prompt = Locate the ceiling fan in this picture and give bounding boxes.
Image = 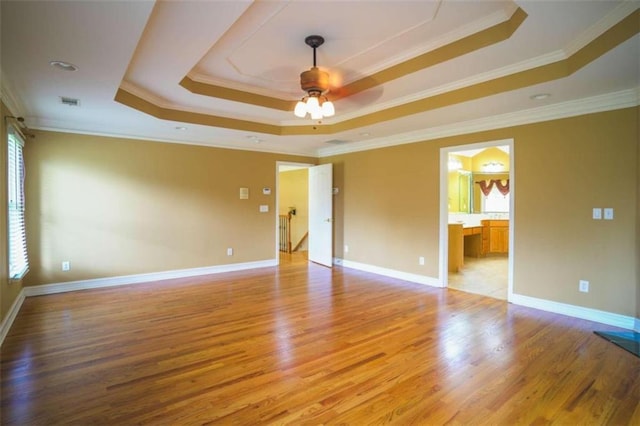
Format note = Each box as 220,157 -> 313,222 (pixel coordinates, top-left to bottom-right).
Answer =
294,35 -> 335,119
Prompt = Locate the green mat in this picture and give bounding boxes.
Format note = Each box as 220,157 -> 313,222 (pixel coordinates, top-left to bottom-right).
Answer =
594,331 -> 640,358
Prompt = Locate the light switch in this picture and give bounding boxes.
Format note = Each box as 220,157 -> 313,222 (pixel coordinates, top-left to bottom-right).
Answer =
604,208 -> 614,220
259,205 -> 269,213
239,187 -> 249,199
592,208 -> 602,220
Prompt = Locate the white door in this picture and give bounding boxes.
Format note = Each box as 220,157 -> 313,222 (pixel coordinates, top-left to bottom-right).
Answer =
308,163 -> 333,267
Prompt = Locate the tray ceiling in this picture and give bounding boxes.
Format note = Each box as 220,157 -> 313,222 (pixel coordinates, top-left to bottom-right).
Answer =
1,1 -> 638,156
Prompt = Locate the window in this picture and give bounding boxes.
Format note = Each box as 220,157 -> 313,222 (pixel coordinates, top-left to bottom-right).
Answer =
8,127 -> 28,279
482,185 -> 510,213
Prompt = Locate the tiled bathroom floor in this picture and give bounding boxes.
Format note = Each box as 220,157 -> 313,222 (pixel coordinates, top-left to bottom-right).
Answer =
448,255 -> 508,300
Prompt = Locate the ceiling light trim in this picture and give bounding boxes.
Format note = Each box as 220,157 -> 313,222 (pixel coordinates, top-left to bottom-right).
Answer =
49,60 -> 79,72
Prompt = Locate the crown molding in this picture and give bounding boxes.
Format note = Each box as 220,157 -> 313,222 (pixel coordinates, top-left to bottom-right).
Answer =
0,70 -> 26,116
330,50 -> 568,123
317,88 -> 639,157
119,81 -> 183,111
30,118 -> 318,157
34,87 -> 637,159
564,0 -> 640,57
346,6 -> 516,81
187,72 -> 296,100
119,80 -> 282,124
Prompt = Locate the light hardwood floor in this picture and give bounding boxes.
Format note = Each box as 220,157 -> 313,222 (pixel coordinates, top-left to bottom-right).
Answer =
2,253 -> 639,424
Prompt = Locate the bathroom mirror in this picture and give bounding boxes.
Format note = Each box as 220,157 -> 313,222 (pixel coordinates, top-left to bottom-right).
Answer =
448,170 -> 472,213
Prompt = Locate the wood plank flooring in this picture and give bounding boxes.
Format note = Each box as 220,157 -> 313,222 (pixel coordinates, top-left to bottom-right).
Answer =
2,253 -> 639,425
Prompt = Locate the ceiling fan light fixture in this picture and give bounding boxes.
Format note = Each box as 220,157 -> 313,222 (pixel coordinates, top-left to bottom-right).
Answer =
294,100 -> 307,118
321,100 -> 335,117
300,67 -> 329,93
306,94 -> 320,112
295,35 -> 335,120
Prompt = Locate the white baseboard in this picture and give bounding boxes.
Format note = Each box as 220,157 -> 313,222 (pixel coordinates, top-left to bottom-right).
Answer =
511,293 -> 637,330
24,259 -> 278,297
0,288 -> 25,346
334,258 -> 441,288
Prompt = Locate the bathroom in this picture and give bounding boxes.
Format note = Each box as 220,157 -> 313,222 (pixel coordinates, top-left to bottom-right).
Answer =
447,145 -> 510,299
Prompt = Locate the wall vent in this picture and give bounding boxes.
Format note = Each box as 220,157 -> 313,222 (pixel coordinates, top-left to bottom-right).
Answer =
60,96 -> 80,107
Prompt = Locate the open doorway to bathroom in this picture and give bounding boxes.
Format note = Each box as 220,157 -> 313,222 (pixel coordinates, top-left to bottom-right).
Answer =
440,140 -> 514,300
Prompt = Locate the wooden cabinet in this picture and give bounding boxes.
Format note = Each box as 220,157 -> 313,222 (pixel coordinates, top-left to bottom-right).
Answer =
463,226 -> 482,257
481,220 -> 509,254
448,224 -> 464,272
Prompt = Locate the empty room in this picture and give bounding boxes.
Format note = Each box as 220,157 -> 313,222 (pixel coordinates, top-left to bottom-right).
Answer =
1,0 -> 639,424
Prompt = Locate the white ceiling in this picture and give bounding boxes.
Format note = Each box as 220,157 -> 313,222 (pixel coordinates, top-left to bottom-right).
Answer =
1,0 -> 638,157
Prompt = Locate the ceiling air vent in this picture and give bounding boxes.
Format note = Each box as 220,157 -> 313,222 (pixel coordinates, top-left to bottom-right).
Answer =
324,139 -> 348,145
60,96 -> 80,107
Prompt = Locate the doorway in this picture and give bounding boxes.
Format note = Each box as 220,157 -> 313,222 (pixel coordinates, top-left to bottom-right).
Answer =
275,162 -> 334,267
439,139 -> 514,301
276,162 -> 311,264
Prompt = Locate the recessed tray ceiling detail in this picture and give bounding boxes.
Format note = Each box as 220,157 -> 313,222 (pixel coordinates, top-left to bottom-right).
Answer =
115,7 -> 639,136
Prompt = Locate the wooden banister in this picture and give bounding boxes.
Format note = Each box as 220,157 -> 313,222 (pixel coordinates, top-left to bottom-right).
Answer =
292,231 -> 308,252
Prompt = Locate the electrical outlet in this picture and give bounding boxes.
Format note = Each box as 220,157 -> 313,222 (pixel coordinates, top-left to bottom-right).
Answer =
579,280 -> 589,293
62,261 -> 70,271
344,245 -> 349,253
419,256 -> 425,265
227,248 -> 233,256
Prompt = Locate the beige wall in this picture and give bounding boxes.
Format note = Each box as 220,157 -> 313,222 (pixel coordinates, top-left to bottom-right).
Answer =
1,102 -> 22,323
279,168 -> 309,251
5,107 -> 639,325
323,107 -> 638,317
326,143 -> 441,277
23,131 -> 314,286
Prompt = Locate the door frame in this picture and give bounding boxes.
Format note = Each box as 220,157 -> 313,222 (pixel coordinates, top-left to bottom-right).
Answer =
275,161 -> 314,264
439,138 -> 515,301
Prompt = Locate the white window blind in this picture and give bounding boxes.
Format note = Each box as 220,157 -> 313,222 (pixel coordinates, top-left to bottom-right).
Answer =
8,127 -> 28,279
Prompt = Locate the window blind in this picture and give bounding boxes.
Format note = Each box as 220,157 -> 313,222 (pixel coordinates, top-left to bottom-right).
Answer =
8,127 -> 28,279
